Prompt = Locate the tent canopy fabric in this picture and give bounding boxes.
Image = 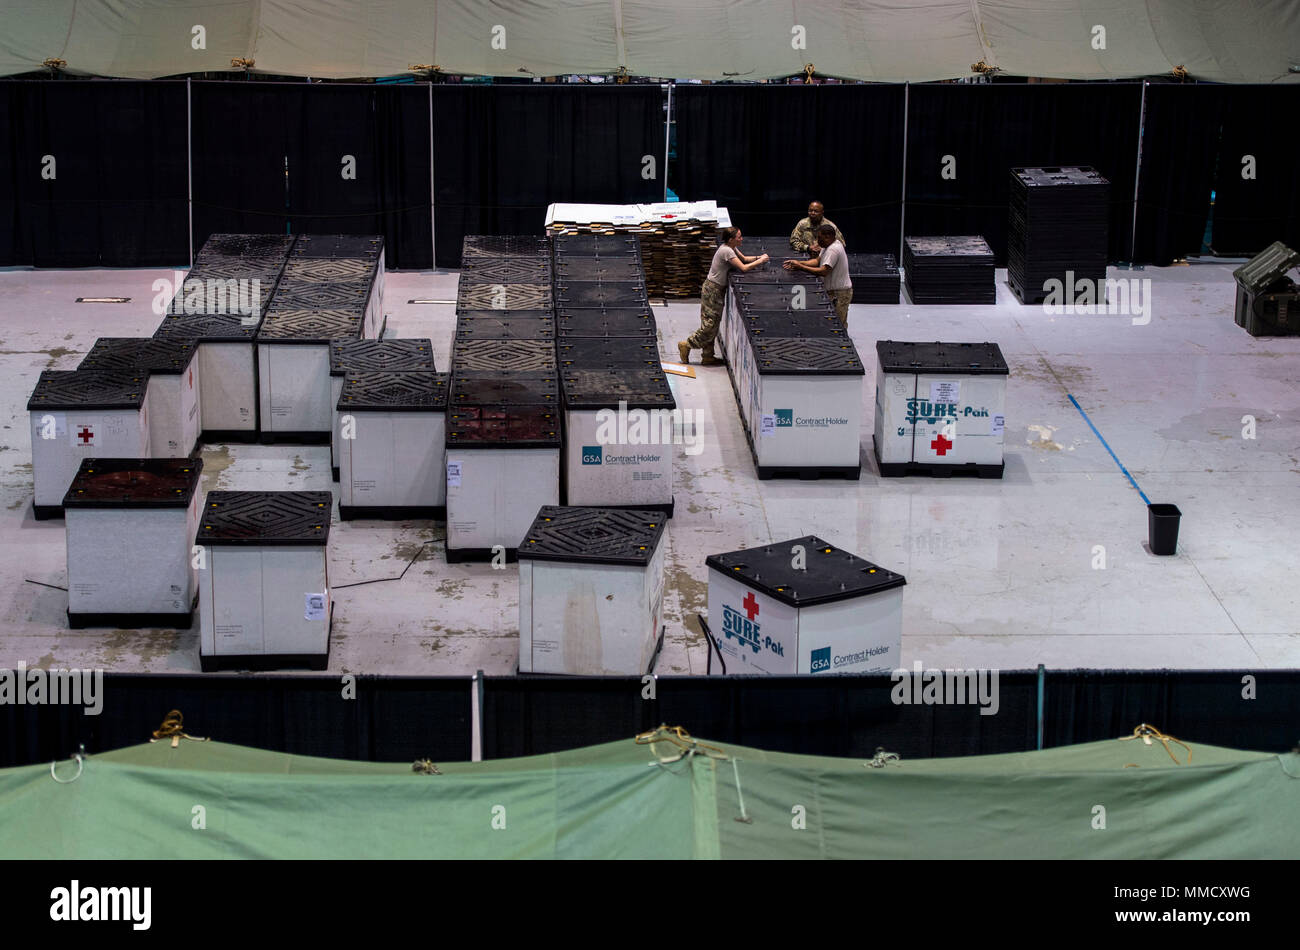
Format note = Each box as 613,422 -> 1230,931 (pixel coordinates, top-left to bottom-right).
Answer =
2,730 -> 1297,858
1,1 -> 1298,83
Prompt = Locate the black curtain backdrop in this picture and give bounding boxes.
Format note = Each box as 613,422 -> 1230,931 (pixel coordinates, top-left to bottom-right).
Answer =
1132,84 -> 1229,265
5,670 -> 1299,767
1209,85 -> 1300,255
0,80 -> 189,266
904,83 -> 1143,264
672,85 -> 906,255
431,85 -> 666,268
191,83 -> 433,269
0,674 -> 472,768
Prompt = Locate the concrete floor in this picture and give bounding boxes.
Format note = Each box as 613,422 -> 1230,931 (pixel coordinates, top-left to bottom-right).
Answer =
0,263 -> 1297,675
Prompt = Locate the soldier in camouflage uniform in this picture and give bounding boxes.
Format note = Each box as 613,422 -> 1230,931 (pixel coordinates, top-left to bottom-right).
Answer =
679,228 -> 769,365
790,201 -> 845,254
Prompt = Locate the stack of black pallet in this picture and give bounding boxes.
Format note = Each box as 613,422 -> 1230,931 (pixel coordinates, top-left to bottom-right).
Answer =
847,253 -> 900,304
1006,166 -> 1110,304
448,236 -> 561,560
903,236 -> 996,304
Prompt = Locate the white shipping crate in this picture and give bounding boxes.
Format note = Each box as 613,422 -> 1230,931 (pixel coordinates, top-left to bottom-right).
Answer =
517,506 -> 667,675
196,490 -> 333,671
256,310 -> 363,439
329,338 -> 436,479
337,371 -> 449,520
27,371 -> 151,519
79,337 -> 202,458
873,341 -> 1008,476
561,369 -> 676,513
153,313 -> 261,439
705,536 -> 906,675
444,405 -> 561,562
63,458 -> 203,628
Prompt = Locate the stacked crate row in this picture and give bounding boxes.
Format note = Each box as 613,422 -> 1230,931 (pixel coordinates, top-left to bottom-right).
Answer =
447,236 -> 560,562
903,236 -> 997,305
1006,166 -> 1110,305
719,237 -> 865,480
552,234 -> 675,516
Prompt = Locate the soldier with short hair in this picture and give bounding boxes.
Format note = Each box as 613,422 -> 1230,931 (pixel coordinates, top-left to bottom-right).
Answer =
790,201 -> 845,254
784,223 -> 853,324
679,227 -> 769,366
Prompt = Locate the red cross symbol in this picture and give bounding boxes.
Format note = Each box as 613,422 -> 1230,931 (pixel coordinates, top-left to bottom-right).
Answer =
742,591 -> 759,620
931,433 -> 953,456
77,426 -> 94,445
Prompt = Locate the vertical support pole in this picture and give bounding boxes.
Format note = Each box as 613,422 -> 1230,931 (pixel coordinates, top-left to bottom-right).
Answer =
186,77 -> 194,268
899,82 -> 909,267
663,82 -> 672,203
436,79 -> 441,269
1036,663 -> 1046,751
471,669 -> 484,761
1129,80 -> 1148,264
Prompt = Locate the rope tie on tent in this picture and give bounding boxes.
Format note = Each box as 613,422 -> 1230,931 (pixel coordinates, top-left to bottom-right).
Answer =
149,710 -> 208,748
1118,723 -> 1191,765
803,64 -> 816,83
412,759 -> 442,775
635,725 -> 728,764
865,747 -> 901,768
50,745 -> 86,784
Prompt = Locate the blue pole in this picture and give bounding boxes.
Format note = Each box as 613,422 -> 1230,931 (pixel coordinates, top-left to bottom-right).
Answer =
1067,393 -> 1150,506
1036,663 -> 1045,751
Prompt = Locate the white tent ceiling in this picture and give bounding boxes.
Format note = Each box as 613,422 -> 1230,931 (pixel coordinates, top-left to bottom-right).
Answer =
1,0 -> 1297,83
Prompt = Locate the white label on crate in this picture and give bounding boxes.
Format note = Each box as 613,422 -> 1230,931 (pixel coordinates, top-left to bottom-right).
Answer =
760,414 -> 775,438
991,414 -> 1005,436
70,582 -> 99,599
931,380 -> 960,404
890,376 -> 910,397
352,479 -> 376,494
70,421 -> 96,447
215,624 -> 244,641
304,593 -> 327,621
446,460 -> 462,488
271,404 -> 291,418
239,407 -> 250,419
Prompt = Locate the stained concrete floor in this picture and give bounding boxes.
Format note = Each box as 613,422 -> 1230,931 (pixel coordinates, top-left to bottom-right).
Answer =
0,263 -> 1297,675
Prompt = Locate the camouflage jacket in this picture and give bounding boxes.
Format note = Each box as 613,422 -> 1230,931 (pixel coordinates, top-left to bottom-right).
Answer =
789,217 -> 845,253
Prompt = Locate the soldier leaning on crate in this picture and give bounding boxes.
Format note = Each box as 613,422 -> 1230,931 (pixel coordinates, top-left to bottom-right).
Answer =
784,224 -> 854,324
789,201 -> 845,254
678,227 -> 769,366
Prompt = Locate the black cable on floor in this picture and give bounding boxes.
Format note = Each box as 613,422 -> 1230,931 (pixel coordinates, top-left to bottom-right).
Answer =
333,538 -> 446,589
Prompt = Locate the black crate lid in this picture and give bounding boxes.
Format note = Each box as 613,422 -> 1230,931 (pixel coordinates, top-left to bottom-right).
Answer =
79,337 -> 198,375
269,280 -> 374,310
281,258 -> 376,282
197,491 -> 332,546
290,234 -> 384,258
63,457 -> 203,509
555,306 -> 653,321
557,338 -> 661,368
446,405 -> 560,447
462,235 -> 550,257
451,339 -> 557,374
163,277 -> 276,320
196,234 -> 297,260
330,338 -> 435,376
256,310 -> 364,343
152,310 -> 261,342
728,264 -> 823,285
456,283 -> 554,311
1234,241 -> 1300,293
450,375 -> 558,405
551,257 -> 645,280
454,316 -> 555,341
457,309 -> 555,321
752,338 -> 865,376
705,535 -> 905,607
458,257 -> 552,281
517,506 -> 667,566
561,369 -> 676,410
875,340 -> 1009,376
27,370 -> 147,411
743,311 -> 846,339
550,233 -> 642,255
553,280 -> 649,309
185,258 -> 286,282
846,252 -> 900,275
904,235 -> 995,259
338,371 -> 450,411
1011,165 -> 1110,188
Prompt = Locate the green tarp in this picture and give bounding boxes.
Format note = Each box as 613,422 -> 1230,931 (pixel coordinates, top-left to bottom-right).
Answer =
2,731 -> 1297,858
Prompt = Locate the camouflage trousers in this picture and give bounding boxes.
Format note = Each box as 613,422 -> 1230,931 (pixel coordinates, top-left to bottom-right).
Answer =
687,279 -> 727,351
829,288 -> 853,325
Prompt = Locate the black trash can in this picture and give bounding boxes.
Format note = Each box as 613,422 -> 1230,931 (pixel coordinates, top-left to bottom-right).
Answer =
1148,503 -> 1181,555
